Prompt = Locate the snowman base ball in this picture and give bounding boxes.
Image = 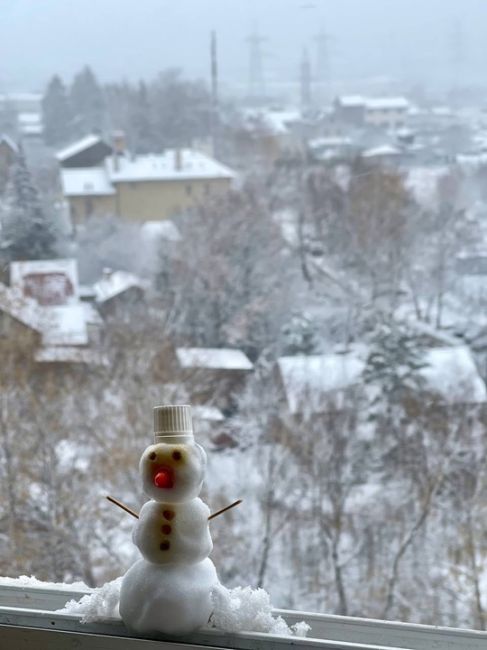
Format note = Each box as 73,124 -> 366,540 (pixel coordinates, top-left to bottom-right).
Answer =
120,558 -> 219,636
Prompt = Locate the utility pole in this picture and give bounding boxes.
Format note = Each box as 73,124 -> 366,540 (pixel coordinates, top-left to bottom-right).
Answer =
210,30 -> 219,156
300,47 -> 312,114
247,28 -> 267,104
448,19 -> 466,94
314,29 -> 330,104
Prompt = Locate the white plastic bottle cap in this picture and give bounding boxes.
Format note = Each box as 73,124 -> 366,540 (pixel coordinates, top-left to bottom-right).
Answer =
153,405 -> 194,443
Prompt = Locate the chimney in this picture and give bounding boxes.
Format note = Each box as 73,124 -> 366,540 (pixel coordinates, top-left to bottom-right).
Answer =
112,130 -> 126,172
174,148 -> 182,171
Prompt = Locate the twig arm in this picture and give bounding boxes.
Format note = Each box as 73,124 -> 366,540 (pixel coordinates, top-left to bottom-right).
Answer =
106,495 -> 139,519
208,499 -> 242,521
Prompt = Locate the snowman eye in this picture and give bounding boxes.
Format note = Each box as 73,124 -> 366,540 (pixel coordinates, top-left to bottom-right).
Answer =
149,452 -> 157,461
172,450 -> 182,461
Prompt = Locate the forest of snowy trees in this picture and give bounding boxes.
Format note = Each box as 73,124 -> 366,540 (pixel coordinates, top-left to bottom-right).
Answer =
1,61 -> 487,633
39,66 -> 213,151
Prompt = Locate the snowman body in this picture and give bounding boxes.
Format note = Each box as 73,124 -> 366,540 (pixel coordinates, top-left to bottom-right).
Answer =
120,409 -> 219,636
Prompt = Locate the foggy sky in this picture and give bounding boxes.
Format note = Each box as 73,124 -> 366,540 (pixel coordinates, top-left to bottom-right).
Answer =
2,0 -> 487,93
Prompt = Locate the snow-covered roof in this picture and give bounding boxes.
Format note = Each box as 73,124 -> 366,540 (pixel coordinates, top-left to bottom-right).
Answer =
56,134 -> 106,162
93,270 -> 143,303
0,134 -> 18,152
192,405 -> 225,421
421,346 -> 487,404
0,92 -> 42,103
363,144 -> 402,158
141,220 -> 182,243
365,97 -> 410,111
309,136 -> 353,150
406,166 -> 448,208
176,347 -> 253,371
457,152 -> 487,167
59,149 -> 235,196
336,95 -> 365,108
17,112 -> 41,125
262,110 -> 301,135
60,167 -> 116,197
35,346 -> 106,364
277,353 -> 365,415
242,108 -> 301,135
0,284 -> 42,332
40,305 -> 88,346
107,149 -> 235,183
10,259 -> 79,303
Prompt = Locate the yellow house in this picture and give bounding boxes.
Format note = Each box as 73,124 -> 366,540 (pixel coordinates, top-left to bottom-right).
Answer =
58,138 -> 235,223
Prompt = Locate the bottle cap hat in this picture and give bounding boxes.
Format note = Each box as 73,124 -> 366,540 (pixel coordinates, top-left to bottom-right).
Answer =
153,404 -> 194,444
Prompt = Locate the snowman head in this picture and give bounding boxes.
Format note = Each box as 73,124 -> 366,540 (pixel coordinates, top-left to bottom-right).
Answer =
140,441 -> 207,503
140,405 -> 207,503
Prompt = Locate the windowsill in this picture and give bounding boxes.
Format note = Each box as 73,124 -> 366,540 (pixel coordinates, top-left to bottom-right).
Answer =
0,578 -> 486,649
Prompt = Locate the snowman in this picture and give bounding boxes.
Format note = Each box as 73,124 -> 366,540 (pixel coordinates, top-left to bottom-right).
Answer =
119,404 -> 220,636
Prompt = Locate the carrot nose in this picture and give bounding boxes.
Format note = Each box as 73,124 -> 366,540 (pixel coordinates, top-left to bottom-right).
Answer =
153,467 -> 174,489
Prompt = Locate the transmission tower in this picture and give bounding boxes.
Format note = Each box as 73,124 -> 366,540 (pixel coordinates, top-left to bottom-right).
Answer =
210,30 -> 219,155
300,47 -> 312,112
448,19 -> 466,89
247,29 -> 267,103
314,29 -> 330,103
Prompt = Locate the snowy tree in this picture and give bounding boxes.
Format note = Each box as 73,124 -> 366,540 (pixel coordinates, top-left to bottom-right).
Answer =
157,182 -> 301,357
150,69 -> 211,148
42,75 -> 74,146
0,145 -> 60,263
363,318 -> 427,413
280,312 -> 318,355
129,81 -> 156,154
70,65 -> 106,135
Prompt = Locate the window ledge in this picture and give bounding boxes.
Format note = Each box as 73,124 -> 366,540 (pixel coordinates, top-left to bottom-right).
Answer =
0,580 -> 486,650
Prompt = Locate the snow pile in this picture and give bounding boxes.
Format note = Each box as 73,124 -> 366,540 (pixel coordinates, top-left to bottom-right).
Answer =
56,579 -> 310,637
210,584 -> 310,637
0,575 -> 88,591
58,578 -> 121,622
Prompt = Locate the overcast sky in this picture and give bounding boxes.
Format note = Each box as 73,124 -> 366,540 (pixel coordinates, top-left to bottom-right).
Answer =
2,0 -> 487,93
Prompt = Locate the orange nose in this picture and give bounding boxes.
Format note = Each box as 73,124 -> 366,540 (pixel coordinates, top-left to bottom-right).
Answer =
154,467 -> 174,489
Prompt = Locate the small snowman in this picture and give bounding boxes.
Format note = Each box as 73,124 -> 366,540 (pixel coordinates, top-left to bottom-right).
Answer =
119,405 -> 220,636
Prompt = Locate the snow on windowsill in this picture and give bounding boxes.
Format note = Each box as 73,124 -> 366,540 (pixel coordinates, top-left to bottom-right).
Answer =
54,578 -> 310,637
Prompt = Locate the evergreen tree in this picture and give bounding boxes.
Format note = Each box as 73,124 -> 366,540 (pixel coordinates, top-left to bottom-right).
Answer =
0,145 -> 59,262
42,75 -> 73,146
129,81 -> 155,153
70,66 -> 105,134
363,317 -> 429,480
281,312 -> 317,355
363,318 -> 427,412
